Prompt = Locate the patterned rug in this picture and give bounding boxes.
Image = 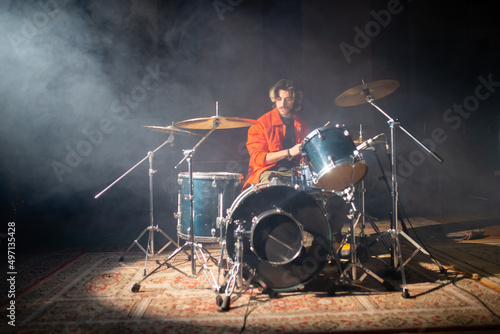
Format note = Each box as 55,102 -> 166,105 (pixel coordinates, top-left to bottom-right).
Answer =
4,242 -> 500,334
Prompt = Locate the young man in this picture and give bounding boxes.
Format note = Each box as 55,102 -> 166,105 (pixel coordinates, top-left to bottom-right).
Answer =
242,79 -> 310,190
242,78 -> 348,254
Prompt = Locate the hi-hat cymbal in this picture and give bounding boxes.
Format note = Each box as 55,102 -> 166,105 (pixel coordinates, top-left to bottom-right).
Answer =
334,80 -> 400,107
143,125 -> 200,136
175,116 -> 258,130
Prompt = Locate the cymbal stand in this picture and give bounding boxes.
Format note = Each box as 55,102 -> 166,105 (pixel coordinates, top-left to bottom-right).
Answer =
95,133 -> 180,274
355,128 -> 391,259
356,178 -> 391,260
131,120 -> 221,293
364,91 -> 443,298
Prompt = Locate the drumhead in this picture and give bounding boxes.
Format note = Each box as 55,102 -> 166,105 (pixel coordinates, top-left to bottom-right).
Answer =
225,184 -> 331,292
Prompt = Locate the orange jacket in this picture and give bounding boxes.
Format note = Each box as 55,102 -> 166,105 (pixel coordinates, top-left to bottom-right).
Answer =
242,107 -> 310,190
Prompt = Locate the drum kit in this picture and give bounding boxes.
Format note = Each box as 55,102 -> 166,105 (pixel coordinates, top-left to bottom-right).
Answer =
95,80 -> 443,309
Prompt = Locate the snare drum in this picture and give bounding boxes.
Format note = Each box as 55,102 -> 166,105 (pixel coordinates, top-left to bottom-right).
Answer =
177,172 -> 242,243
291,165 -> 315,191
301,124 -> 367,191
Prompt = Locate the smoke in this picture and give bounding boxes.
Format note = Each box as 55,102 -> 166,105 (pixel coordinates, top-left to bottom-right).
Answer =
0,0 -> 257,247
0,1 -> 497,248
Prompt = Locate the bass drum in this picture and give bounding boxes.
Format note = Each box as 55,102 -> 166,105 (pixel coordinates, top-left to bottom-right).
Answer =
225,184 -> 331,292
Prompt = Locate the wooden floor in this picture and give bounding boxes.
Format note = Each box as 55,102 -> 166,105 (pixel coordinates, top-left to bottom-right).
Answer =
360,214 -> 500,291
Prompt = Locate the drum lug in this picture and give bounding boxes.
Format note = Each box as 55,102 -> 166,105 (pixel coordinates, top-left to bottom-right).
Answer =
216,217 -> 225,229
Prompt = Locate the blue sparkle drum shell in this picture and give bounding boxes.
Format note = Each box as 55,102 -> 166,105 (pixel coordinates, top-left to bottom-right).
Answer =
177,172 -> 242,243
300,124 -> 367,191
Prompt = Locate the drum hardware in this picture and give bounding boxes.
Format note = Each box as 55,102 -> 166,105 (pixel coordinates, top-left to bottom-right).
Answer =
215,219 -> 257,311
94,130 -> 182,274
352,131 -> 392,259
130,105 -> 257,293
335,80 -> 444,298
328,186 -> 394,295
217,184 -> 332,310
355,133 -> 385,151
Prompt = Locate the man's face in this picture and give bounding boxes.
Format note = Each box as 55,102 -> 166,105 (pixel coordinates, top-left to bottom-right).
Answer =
275,89 -> 295,118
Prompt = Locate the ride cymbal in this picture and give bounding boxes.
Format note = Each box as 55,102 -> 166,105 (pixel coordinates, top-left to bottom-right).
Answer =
175,116 -> 258,129
143,125 -> 200,136
334,80 -> 399,107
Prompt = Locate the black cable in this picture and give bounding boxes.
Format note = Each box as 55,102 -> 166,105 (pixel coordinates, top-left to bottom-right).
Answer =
238,286 -> 254,334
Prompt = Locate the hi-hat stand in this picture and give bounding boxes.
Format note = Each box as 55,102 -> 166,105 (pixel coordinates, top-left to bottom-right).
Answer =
95,133 -> 180,275
364,90 -> 443,298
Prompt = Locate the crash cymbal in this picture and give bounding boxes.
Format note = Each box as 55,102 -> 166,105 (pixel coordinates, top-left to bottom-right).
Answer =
334,80 -> 400,107
175,116 -> 258,130
143,125 -> 200,136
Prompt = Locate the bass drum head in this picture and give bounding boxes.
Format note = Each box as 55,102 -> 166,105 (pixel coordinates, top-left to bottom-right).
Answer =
226,184 -> 331,292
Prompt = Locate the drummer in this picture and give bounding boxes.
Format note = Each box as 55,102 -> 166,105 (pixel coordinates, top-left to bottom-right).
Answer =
242,79 -> 310,190
242,78 -> 348,248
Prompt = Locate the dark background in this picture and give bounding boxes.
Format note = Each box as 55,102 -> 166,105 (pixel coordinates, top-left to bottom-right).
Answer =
1,0 -> 499,250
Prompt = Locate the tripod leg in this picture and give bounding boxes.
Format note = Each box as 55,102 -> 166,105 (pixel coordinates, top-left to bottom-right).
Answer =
131,242 -> 191,292
119,227 -> 150,262
391,229 -> 410,298
154,226 -> 183,255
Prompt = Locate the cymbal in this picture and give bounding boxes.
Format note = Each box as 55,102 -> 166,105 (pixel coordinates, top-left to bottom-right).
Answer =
143,125 -> 200,136
353,138 -> 385,145
334,80 -> 400,107
175,116 -> 258,130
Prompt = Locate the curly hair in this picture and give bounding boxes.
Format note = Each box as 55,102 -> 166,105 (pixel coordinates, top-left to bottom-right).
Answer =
269,79 -> 303,113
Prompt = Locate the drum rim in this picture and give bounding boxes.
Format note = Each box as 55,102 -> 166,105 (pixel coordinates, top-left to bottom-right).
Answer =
178,172 -> 243,179
301,124 -> 347,147
225,184 -> 332,292
249,208 -> 304,266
